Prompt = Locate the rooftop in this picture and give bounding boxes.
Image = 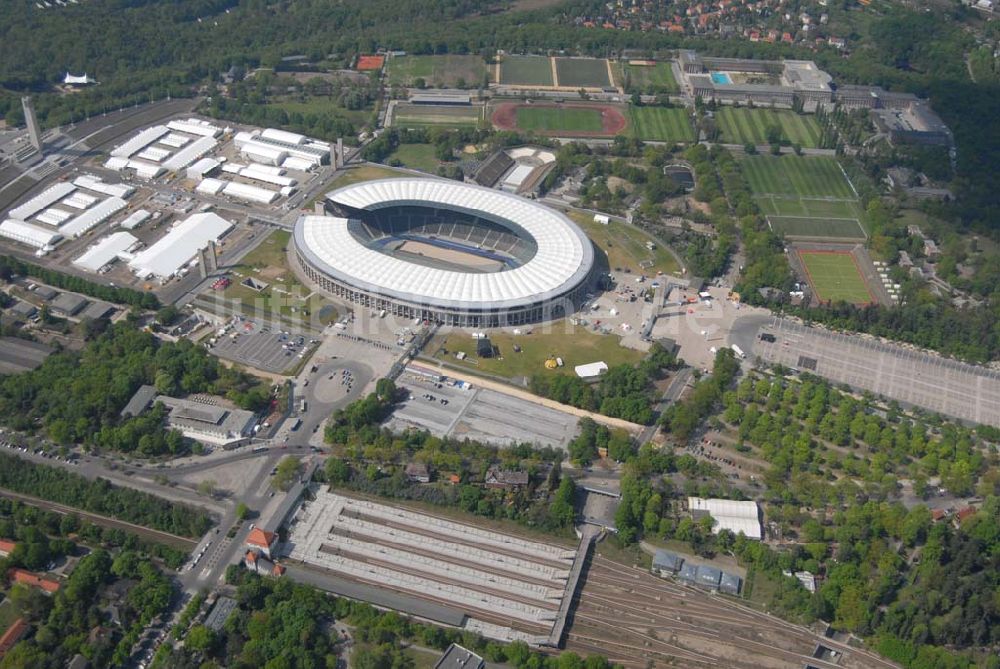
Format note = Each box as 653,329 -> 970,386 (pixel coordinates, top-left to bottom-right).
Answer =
434,644 -> 485,669
297,178 -> 594,310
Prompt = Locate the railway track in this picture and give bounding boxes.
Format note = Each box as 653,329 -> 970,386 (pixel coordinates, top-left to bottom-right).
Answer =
565,553 -> 900,669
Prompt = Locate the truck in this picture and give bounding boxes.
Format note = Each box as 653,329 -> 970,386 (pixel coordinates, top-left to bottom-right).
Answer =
731,344 -> 746,359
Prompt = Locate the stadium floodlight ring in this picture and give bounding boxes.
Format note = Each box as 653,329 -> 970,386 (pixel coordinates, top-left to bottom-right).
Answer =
293,178 -> 596,326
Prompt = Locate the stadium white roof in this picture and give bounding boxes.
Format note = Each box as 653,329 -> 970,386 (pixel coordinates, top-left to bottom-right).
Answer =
167,118 -> 222,138
688,497 -> 762,540
162,136 -> 217,172
74,174 -> 133,198
575,361 -> 608,378
111,125 -> 169,158
502,163 -> 535,189
9,182 -> 76,221
119,209 -> 152,230
0,219 -> 63,250
60,197 -> 127,238
128,212 -> 232,279
73,231 -> 139,272
296,179 -> 594,310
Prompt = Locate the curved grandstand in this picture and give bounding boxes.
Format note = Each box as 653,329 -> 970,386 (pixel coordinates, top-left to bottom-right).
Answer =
293,178 -> 596,326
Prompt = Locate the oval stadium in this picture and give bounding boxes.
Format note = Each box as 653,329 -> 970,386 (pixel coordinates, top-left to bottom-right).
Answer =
293,178 -> 597,327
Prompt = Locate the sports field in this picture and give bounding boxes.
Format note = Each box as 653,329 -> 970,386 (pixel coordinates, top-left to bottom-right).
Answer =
386,144 -> 441,173
554,58 -> 612,88
745,155 -> 864,240
623,62 -> 678,92
716,108 -> 824,148
500,55 -> 554,86
798,250 -> 872,304
386,55 -> 487,88
515,107 -> 604,133
742,155 -> 856,198
392,103 -> 482,128
768,216 -> 867,240
628,106 -> 695,142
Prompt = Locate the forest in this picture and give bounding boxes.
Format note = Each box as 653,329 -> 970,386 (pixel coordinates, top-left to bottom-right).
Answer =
0,323 -> 269,453
619,350 -> 1000,669
0,0 -> 995,234
0,451 -> 214,538
529,342 -> 680,424
1,545 -> 174,669
0,256 -> 160,310
322,380 -> 578,533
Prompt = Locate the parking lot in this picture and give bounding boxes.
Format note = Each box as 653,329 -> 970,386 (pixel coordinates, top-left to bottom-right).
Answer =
386,367 -> 580,449
208,316 -> 318,374
756,318 -> 1000,428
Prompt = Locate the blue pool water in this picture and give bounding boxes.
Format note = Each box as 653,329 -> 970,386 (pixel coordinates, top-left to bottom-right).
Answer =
710,71 -> 733,85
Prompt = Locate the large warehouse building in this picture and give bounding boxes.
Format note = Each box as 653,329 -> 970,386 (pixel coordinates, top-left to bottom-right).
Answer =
293,179 -> 597,327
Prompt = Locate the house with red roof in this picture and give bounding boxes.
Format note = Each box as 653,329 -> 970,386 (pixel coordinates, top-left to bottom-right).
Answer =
0,618 -> 28,658
0,540 -> 16,558
8,568 -> 60,594
954,506 -> 977,525
246,527 -> 277,558
244,550 -> 285,577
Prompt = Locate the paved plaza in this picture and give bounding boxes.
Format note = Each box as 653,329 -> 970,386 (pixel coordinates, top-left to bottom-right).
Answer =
755,318 -> 1000,428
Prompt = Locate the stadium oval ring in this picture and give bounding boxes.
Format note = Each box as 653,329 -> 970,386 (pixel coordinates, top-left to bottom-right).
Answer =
293,178 -> 597,327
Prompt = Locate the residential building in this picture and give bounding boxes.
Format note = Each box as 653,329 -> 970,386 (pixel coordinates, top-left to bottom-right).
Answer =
484,466 -> 529,489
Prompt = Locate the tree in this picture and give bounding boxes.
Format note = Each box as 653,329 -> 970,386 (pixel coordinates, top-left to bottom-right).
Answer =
197,479 -> 218,497
273,457 -> 302,491
185,624 -> 215,652
236,502 -> 250,521
156,305 -> 182,326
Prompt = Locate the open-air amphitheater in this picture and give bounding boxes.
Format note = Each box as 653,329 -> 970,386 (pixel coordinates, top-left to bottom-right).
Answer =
285,491 -> 586,643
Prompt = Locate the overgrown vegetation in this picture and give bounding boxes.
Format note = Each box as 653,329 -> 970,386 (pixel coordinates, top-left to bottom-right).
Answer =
0,451 -> 213,538
0,324 -> 269,454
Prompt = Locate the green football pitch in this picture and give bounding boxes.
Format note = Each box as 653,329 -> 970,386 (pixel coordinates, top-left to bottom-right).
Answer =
623,62 -> 678,92
554,58 -> 612,88
515,107 -> 603,132
500,56 -> 553,86
628,107 -> 694,142
717,108 -> 824,148
799,251 -> 873,304
742,155 -> 856,199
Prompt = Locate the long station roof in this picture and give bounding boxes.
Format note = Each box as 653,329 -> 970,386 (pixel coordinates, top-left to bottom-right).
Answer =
294,179 -> 594,310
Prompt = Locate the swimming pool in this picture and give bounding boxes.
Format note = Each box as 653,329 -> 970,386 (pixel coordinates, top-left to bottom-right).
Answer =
710,71 -> 732,85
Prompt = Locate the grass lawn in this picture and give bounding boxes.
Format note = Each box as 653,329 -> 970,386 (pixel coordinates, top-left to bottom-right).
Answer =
323,164 -> 418,190
428,320 -> 645,381
568,210 -> 680,276
221,230 -> 339,327
628,106 -> 695,142
742,155 -> 856,198
392,104 -> 482,129
516,107 -> 603,133
554,57 -> 612,88
798,251 -> 872,304
623,62 -> 678,92
500,55 -> 554,86
769,216 -> 867,240
267,98 -> 372,127
716,108 -> 824,148
386,54 -> 487,88
387,143 -> 442,173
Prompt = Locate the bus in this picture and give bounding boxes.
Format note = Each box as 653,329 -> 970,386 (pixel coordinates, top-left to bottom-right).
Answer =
290,418 -> 302,432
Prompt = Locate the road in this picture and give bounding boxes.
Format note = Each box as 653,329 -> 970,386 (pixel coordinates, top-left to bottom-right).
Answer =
637,367 -> 693,444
